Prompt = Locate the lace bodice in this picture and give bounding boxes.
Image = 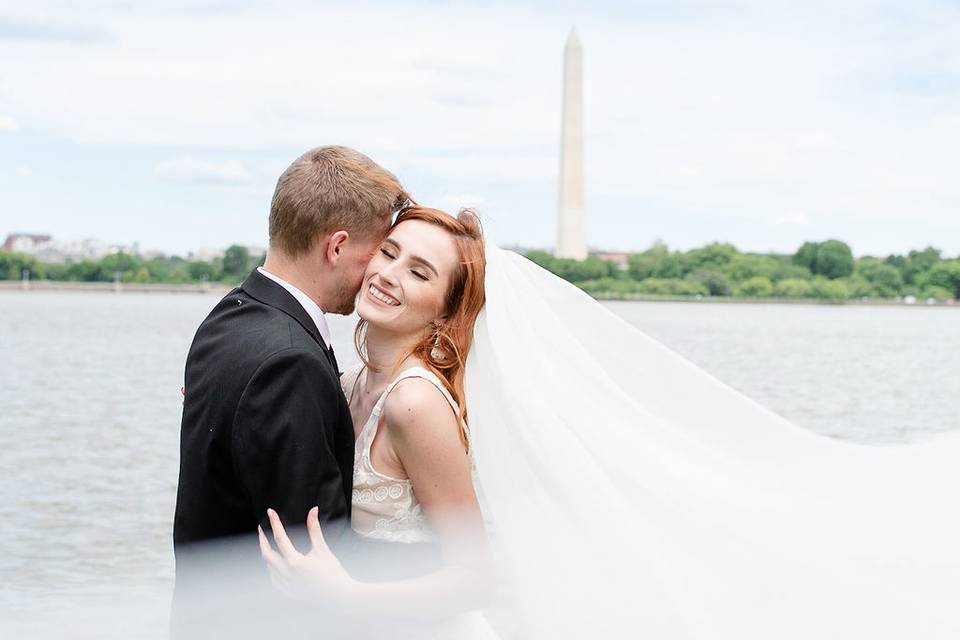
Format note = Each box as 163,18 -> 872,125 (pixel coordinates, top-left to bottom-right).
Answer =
342,363 -> 468,544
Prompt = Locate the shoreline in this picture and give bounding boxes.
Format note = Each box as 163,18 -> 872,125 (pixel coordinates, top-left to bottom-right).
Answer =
0,279 -> 233,295
592,292 -> 957,307
1,279 -> 955,308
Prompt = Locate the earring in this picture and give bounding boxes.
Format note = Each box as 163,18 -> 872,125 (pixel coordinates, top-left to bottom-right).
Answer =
430,323 -> 446,362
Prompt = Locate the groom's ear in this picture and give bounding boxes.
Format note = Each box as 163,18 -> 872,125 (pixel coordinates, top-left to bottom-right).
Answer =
324,230 -> 350,265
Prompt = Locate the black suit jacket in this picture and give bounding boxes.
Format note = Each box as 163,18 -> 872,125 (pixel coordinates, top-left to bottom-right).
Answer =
171,270 -> 356,635
171,270 -> 440,639
174,268 -> 351,549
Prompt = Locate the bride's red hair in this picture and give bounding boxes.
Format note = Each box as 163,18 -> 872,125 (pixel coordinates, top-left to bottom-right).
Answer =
354,206 -> 486,450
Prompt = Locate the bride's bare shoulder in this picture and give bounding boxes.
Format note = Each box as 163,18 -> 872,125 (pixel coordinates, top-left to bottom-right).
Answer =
382,375 -> 459,443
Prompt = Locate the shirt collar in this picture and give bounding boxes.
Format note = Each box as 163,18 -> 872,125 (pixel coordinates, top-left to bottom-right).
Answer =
256,266 -> 331,349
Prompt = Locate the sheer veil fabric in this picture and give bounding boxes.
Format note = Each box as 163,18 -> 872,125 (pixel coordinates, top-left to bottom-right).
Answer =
465,245 -> 960,639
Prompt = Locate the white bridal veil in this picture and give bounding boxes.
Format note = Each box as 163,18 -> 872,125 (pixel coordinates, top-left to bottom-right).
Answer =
465,246 -> 960,639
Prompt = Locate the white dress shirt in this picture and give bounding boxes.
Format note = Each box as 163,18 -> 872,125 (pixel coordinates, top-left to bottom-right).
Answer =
256,266 -> 331,349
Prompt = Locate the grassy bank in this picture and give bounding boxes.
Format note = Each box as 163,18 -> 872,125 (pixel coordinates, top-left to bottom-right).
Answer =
0,280 -> 231,294
4,280 -> 955,308
590,291 -> 957,306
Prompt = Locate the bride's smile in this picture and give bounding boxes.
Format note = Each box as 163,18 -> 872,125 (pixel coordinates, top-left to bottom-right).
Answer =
367,282 -> 400,306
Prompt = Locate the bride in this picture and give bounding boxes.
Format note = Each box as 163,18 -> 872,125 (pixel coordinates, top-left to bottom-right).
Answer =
260,205 -> 499,638
260,206 -> 960,639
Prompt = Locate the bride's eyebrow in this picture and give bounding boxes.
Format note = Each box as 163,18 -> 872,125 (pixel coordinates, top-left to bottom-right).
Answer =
411,255 -> 439,277
384,238 -> 438,276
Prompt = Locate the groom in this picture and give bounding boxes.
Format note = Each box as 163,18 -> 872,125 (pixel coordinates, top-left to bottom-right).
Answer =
172,146 -> 410,637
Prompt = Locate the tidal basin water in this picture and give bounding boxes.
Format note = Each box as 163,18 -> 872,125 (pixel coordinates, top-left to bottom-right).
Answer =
1,291 -> 958,637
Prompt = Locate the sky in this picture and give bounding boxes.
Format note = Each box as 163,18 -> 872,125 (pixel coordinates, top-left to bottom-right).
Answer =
0,0 -> 958,257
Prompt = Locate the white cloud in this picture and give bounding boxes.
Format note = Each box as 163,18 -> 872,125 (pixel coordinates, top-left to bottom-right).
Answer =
0,16 -> 115,43
0,115 -> 19,131
154,158 -> 250,186
769,212 -> 809,226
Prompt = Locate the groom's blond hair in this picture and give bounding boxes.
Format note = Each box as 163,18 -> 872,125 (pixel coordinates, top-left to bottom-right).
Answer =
269,146 -> 410,257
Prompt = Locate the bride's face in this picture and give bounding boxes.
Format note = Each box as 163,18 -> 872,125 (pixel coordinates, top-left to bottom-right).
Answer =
356,219 -> 460,335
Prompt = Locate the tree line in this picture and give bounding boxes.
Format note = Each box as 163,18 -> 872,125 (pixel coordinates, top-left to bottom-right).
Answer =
0,245 -> 264,285
526,240 -> 960,302
3,239 -> 959,302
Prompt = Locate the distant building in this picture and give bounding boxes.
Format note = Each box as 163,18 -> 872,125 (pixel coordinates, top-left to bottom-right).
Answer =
592,251 -> 630,270
189,247 -> 226,262
3,233 -> 52,253
0,233 -> 133,263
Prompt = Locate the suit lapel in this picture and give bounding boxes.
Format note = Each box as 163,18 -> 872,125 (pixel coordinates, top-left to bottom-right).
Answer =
240,269 -> 326,349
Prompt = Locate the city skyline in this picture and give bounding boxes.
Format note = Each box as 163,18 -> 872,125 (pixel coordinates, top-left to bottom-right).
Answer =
1,1 -> 958,257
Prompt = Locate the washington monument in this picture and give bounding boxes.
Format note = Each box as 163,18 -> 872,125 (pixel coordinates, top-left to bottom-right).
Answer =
557,28 -> 587,260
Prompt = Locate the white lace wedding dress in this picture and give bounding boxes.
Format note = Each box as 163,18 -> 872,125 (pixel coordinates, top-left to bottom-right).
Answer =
341,363 -> 501,639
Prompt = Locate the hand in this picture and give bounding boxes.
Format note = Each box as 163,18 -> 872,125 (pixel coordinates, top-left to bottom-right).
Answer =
258,507 -> 356,603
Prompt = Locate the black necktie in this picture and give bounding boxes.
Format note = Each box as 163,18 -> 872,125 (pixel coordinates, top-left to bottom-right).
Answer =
325,342 -> 340,376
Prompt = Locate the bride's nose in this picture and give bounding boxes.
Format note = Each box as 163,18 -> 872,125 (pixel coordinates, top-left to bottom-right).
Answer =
378,261 -> 400,287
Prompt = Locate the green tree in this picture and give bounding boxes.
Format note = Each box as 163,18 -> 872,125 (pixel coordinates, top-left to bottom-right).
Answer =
43,263 -> 68,280
687,269 -> 731,296
637,278 -> 707,296
187,261 -> 218,281
627,244 -> 661,280
901,247 -> 942,285
770,260 -> 812,282
577,278 -> 645,297
523,251 -> 615,283
923,260 -> 960,298
734,276 -> 774,297
844,277 -> 878,298
793,241 -> 820,271
813,240 -> 854,279
100,251 -> 141,275
810,276 -> 849,302
921,285 -> 953,301
724,254 -> 779,282
222,245 -> 250,280
128,266 -> 151,283
0,250 -> 42,280
854,258 -> 903,297
525,250 -> 555,270
684,242 -> 737,272
65,259 -> 107,281
724,253 -> 780,282
628,242 -> 685,280
557,257 -> 615,282
774,278 -> 813,298
794,240 -> 853,279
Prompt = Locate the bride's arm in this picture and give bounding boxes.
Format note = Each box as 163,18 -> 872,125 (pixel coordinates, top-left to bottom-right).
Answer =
260,377 -> 495,618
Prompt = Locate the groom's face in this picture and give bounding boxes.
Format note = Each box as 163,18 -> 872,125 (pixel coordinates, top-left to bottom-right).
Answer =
328,221 -> 391,314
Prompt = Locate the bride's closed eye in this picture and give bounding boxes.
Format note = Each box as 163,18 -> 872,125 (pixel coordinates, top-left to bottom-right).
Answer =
381,244 -> 429,280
